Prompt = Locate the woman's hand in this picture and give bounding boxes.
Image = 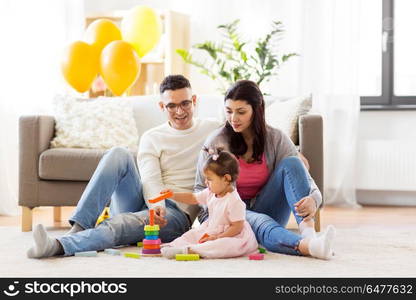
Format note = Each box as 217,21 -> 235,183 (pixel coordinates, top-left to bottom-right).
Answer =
294,196 -> 317,221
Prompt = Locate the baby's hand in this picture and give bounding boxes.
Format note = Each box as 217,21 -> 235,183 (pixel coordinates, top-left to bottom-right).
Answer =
205,235 -> 218,241
199,234 -> 217,243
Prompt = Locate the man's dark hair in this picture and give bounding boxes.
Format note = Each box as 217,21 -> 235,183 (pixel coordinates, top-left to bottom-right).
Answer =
159,75 -> 191,94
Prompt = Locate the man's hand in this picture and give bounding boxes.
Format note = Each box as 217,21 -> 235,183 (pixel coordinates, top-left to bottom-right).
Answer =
153,206 -> 167,228
294,196 -> 317,221
160,189 -> 173,195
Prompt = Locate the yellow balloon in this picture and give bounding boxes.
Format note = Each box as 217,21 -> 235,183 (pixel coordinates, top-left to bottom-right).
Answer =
100,41 -> 141,96
85,19 -> 122,56
121,6 -> 162,57
61,41 -> 98,93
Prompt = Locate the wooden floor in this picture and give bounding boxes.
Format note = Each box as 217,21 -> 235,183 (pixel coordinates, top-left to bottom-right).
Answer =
1,205 -> 415,230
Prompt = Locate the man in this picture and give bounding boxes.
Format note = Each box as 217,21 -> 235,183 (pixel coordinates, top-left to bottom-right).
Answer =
27,75 -> 221,258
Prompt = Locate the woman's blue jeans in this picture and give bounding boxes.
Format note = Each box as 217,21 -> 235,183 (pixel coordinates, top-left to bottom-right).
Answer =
58,147 -> 191,255
247,156 -> 311,255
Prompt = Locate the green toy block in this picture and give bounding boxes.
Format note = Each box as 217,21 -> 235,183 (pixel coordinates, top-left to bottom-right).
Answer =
258,247 -> 267,253
137,241 -> 143,247
144,230 -> 159,236
124,252 -> 141,259
175,254 -> 200,261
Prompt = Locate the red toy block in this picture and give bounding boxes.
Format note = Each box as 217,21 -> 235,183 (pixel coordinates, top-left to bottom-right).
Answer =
249,253 -> 264,260
143,244 -> 161,250
148,191 -> 173,204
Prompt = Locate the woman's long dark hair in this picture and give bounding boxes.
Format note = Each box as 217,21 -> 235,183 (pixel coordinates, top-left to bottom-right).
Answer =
223,80 -> 266,162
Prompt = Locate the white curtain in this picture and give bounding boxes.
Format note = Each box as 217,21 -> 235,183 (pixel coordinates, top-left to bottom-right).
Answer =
0,0 -> 84,215
295,0 -> 362,207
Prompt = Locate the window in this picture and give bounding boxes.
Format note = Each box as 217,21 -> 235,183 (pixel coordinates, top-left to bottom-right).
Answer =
360,0 -> 416,110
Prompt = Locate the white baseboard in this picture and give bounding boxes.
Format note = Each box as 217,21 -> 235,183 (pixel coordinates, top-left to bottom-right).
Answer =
357,190 -> 416,206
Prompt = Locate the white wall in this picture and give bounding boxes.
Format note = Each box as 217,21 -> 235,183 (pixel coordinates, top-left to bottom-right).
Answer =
84,0 -> 303,96
357,111 -> 416,205
84,0 -> 416,205
358,111 -> 416,140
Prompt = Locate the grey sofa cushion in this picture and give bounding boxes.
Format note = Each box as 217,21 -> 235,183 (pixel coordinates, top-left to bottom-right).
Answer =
39,148 -> 105,181
39,148 -> 137,181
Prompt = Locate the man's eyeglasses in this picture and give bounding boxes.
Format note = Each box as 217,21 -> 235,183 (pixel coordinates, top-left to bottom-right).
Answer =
164,100 -> 193,112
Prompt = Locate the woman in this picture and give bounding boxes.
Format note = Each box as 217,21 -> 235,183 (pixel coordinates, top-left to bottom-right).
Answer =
195,80 -> 336,259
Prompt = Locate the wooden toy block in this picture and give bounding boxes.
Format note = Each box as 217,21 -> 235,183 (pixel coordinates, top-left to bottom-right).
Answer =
143,238 -> 161,245
144,225 -> 160,231
141,253 -> 162,257
258,247 -> 267,253
137,242 -> 143,247
249,253 -> 264,260
149,209 -> 155,226
74,251 -> 97,257
144,230 -> 159,236
198,233 -> 210,243
124,252 -> 141,259
142,248 -> 161,255
148,191 -> 173,203
104,248 -> 121,255
175,254 -> 200,261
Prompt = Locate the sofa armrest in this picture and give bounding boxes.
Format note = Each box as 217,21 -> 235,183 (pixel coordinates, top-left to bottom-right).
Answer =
19,115 -> 55,207
298,114 -> 324,206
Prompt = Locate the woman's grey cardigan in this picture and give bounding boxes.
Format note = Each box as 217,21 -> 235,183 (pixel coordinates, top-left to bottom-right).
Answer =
193,125 -> 322,208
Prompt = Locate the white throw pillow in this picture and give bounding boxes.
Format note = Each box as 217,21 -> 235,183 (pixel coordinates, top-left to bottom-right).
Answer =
50,95 -> 139,152
265,95 -> 312,143
130,95 -> 165,141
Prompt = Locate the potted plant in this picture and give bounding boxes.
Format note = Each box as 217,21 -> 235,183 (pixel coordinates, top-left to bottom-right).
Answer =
176,19 -> 298,93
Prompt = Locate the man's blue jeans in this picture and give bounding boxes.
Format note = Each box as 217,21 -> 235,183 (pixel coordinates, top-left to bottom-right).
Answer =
58,147 -> 191,255
247,156 -> 311,255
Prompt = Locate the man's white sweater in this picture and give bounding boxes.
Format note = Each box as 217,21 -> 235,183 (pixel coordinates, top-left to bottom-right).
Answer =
137,118 -> 220,220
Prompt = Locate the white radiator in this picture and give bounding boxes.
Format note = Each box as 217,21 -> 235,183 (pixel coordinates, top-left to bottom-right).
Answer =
356,140 -> 416,191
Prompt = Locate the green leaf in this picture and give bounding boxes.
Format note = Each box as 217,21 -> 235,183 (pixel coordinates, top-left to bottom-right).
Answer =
194,42 -> 219,60
176,49 -> 191,62
178,19 -> 296,93
282,53 -> 298,62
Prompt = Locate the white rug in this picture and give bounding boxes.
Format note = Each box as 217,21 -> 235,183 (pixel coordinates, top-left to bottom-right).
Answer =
1,226 -> 415,277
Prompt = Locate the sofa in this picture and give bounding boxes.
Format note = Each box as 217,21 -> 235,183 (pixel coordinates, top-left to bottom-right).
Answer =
18,95 -> 323,232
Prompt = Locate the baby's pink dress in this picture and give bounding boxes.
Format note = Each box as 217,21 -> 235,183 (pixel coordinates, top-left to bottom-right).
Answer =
167,189 -> 258,258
